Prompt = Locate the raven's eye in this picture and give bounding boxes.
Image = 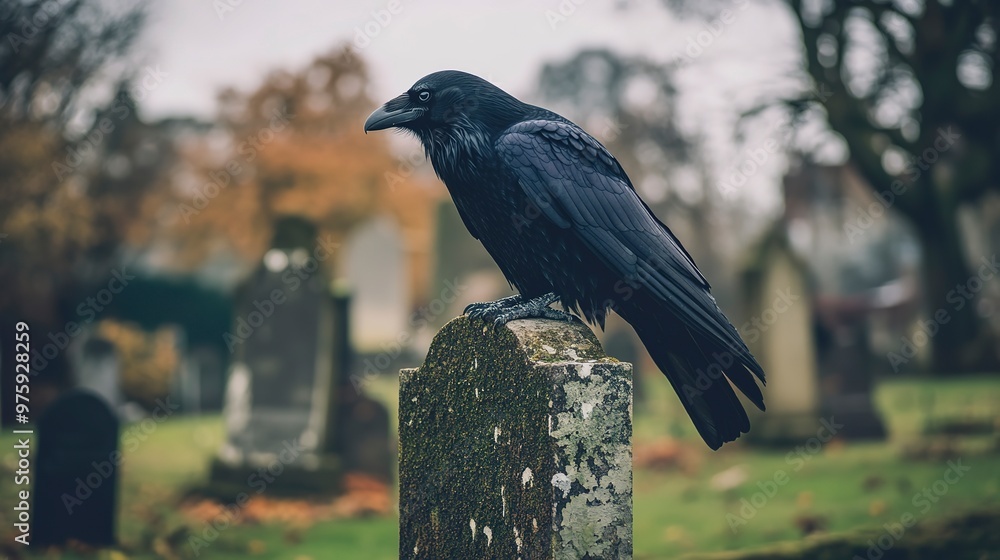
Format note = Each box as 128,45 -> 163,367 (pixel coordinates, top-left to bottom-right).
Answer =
417,91 -> 431,102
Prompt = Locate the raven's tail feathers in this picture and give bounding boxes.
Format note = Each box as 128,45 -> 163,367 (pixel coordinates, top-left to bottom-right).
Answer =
619,300 -> 766,450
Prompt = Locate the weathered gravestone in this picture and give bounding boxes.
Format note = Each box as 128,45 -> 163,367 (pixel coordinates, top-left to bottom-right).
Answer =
400,316 -> 632,560
34,389 -> 120,547
212,218 -> 341,494
601,326 -> 645,408
741,227 -> 824,444
211,217 -> 390,495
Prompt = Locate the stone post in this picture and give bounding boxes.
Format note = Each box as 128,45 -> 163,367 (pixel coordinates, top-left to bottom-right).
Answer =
399,316 -> 633,560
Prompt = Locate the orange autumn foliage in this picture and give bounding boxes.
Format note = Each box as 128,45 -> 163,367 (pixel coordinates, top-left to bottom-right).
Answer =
133,46 -> 442,304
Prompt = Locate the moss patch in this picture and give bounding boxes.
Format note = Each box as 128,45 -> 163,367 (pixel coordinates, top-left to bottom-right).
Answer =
399,316 -> 633,559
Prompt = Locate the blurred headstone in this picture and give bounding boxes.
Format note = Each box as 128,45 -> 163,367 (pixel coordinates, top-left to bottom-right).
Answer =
174,353 -> 201,414
212,217 -> 339,495
330,292 -> 392,481
211,216 -> 390,496
95,320 -> 180,413
34,389 -> 119,547
431,200 -> 505,327
174,345 -> 227,413
741,226 -> 825,444
814,308 -> 887,440
75,338 -> 123,409
188,345 -> 226,412
432,200 -> 497,291
344,216 -> 407,352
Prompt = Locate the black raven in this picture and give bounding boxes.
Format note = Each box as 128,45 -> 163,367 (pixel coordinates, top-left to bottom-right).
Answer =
365,71 -> 765,449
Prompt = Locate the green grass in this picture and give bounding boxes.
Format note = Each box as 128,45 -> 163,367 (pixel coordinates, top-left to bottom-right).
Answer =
633,443 -> 1000,558
2,375 -> 999,559
629,374 -> 1000,558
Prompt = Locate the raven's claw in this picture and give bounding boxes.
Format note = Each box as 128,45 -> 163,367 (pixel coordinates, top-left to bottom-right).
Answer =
465,292 -> 579,327
464,294 -> 522,318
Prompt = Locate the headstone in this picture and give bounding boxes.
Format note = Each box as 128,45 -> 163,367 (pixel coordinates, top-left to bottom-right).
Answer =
34,389 -> 120,546
343,216 -> 408,352
195,346 -> 227,412
432,200 -> 497,293
814,312 -> 887,440
174,349 -> 202,414
330,292 -> 392,482
601,325 -> 645,407
75,338 -> 123,410
431,200 -> 506,329
211,216 -> 392,495
211,217 -> 342,495
174,346 -> 227,414
400,316 -> 632,559
741,226 -> 824,444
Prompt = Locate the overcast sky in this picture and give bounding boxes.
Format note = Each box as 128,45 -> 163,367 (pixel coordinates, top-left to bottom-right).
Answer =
137,0 -> 819,213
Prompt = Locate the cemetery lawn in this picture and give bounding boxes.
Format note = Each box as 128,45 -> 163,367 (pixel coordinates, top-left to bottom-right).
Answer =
1,375 -> 998,559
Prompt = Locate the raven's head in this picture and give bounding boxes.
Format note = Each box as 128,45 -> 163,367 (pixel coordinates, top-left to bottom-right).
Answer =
363,70 -> 528,140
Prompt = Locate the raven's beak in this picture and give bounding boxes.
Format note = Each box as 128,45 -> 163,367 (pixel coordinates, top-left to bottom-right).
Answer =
364,94 -> 423,133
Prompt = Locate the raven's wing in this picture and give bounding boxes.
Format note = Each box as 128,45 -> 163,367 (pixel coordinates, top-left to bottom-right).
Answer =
497,120 -> 708,287
496,119 -> 765,409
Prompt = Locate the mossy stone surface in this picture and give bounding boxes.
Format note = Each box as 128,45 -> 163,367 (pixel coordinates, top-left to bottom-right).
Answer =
399,315 -> 633,559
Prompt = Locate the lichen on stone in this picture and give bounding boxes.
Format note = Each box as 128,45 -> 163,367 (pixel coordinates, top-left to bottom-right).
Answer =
399,315 -> 632,559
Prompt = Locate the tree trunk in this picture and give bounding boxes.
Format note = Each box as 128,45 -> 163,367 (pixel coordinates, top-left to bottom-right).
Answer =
914,198 -> 999,373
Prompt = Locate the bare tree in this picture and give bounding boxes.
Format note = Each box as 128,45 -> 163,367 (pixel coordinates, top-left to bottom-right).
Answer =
785,0 -> 1000,372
